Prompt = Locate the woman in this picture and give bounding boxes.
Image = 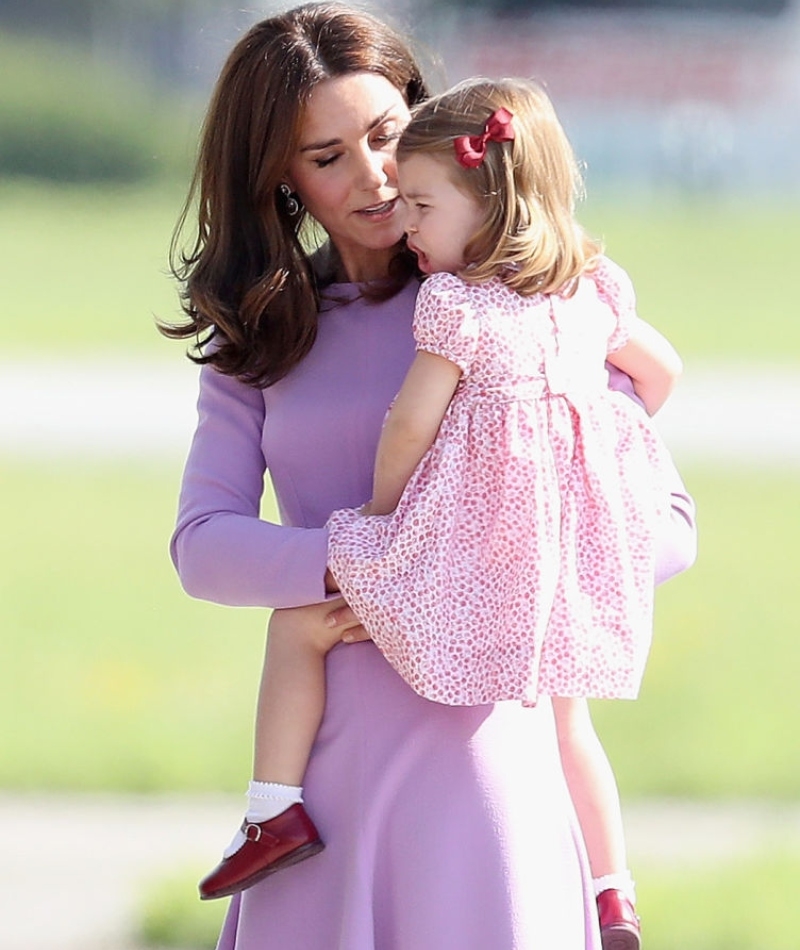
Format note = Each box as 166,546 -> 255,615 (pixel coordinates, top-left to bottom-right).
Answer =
163,4 -> 696,948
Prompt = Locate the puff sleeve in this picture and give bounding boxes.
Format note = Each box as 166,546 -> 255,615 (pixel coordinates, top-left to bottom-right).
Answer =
592,256 -> 639,354
412,273 -> 479,375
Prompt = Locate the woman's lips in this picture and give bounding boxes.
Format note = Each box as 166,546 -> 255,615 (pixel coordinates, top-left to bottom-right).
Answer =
355,198 -> 397,221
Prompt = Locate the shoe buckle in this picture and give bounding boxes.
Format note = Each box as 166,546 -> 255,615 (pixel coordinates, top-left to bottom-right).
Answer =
242,822 -> 280,846
243,822 -> 264,842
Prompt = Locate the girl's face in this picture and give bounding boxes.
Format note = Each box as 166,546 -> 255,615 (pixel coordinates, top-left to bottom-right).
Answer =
399,153 -> 486,275
285,73 -> 411,283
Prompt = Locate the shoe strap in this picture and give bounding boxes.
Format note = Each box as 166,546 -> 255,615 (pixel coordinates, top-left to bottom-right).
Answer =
242,822 -> 280,846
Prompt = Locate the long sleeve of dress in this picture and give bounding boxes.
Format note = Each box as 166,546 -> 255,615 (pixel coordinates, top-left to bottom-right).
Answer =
606,363 -> 697,585
170,362 -> 330,609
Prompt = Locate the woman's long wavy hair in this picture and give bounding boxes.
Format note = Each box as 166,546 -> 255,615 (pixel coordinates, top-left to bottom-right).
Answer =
397,77 -> 602,296
160,2 -> 428,387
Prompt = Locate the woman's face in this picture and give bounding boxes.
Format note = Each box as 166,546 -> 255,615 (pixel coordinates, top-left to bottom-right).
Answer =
285,73 -> 412,283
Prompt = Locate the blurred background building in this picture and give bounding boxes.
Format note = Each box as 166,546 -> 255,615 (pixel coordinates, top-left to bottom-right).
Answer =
1,0 -> 798,196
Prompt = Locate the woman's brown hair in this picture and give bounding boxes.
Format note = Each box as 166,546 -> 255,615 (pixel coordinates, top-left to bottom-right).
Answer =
160,2 -> 428,387
397,77 -> 602,296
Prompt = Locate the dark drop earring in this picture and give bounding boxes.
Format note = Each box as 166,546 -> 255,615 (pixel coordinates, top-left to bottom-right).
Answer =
278,183 -> 301,217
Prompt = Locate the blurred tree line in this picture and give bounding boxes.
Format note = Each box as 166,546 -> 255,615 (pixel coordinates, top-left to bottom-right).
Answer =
1,0 -> 792,183
0,0 -> 228,183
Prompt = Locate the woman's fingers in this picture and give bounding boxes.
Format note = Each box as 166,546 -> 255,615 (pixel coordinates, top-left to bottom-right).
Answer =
325,601 -> 359,629
341,624 -> 371,643
325,601 -> 372,643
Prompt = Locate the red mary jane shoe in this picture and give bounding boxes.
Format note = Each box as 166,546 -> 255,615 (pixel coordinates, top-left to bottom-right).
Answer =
199,803 -> 324,901
597,888 -> 641,950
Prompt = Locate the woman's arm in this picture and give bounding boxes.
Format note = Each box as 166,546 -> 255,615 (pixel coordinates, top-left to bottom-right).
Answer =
607,317 -> 683,415
606,364 -> 697,584
370,350 -> 462,515
170,363 -> 330,608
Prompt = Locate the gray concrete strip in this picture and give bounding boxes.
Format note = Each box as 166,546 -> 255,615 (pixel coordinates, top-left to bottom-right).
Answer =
624,798 -> 800,868
1,356 -> 799,464
0,356 -> 199,461
0,793 -> 244,950
1,793 -> 800,950
654,360 -> 800,467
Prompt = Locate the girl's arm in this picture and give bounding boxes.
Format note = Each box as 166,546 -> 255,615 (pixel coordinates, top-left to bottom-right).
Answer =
607,318 -> 683,415
369,351 -> 462,515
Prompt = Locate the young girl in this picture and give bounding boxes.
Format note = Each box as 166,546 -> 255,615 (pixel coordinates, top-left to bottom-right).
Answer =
200,76 -> 687,950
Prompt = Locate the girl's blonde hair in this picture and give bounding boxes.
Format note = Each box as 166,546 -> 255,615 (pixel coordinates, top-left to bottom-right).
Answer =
397,77 -> 602,296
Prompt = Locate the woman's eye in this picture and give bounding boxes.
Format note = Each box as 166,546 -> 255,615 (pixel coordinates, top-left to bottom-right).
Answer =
314,154 -> 339,168
374,131 -> 401,146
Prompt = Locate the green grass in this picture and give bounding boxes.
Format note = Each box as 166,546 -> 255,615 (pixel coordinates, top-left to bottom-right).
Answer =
1,182 -> 797,798
1,181 -> 798,362
591,466 -> 800,799
636,850 -> 800,950
134,848 -> 800,949
581,197 -> 798,362
137,864 -> 226,950
0,461 -> 270,791
0,461 -> 798,797
0,180 -> 186,354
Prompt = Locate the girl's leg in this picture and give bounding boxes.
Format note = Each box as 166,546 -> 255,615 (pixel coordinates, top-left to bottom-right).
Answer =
551,695 -> 630,881
199,606 -> 338,900
252,606 -> 332,787
552,696 -> 640,948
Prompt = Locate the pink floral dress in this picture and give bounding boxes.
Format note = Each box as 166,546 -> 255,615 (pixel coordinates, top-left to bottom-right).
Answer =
327,257 -> 674,706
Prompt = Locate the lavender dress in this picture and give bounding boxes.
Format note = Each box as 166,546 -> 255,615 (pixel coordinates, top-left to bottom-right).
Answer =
171,281 -> 696,950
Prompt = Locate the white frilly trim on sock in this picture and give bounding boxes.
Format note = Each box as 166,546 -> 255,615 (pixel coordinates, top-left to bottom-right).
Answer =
222,781 -> 304,858
593,871 -> 636,903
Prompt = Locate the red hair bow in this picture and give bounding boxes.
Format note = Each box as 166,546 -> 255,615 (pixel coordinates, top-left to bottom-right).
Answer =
453,107 -> 515,169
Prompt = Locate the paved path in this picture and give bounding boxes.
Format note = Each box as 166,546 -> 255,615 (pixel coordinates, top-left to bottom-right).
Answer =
3,793 -> 800,950
1,356 -> 800,464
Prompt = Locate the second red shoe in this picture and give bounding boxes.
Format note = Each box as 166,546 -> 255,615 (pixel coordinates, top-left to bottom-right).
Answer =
199,803 -> 324,900
597,888 -> 641,950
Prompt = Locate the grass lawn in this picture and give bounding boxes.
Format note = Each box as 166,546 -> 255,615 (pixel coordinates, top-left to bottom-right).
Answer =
591,467 -> 800,799
580,196 -> 797,363
1,182 -> 797,796
2,181 -> 797,949
635,849 -> 800,950
0,460 -> 798,798
134,847 -> 800,950
0,181 -> 184,354
0,461 -> 268,791
1,181 -> 798,363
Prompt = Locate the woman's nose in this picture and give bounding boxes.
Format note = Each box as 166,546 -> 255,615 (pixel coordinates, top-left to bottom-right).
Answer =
356,147 -> 389,190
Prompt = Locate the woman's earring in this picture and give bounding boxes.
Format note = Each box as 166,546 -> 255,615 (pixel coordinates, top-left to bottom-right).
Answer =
278,183 -> 301,217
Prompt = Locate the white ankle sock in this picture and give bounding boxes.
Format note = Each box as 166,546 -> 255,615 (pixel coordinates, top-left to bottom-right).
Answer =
223,781 -> 304,858
593,870 -> 636,903
246,780 -> 304,822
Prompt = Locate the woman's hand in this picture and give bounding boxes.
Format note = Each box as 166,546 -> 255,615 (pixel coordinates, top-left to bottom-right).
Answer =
323,570 -> 371,643
324,600 -> 371,643
269,599 -> 371,652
